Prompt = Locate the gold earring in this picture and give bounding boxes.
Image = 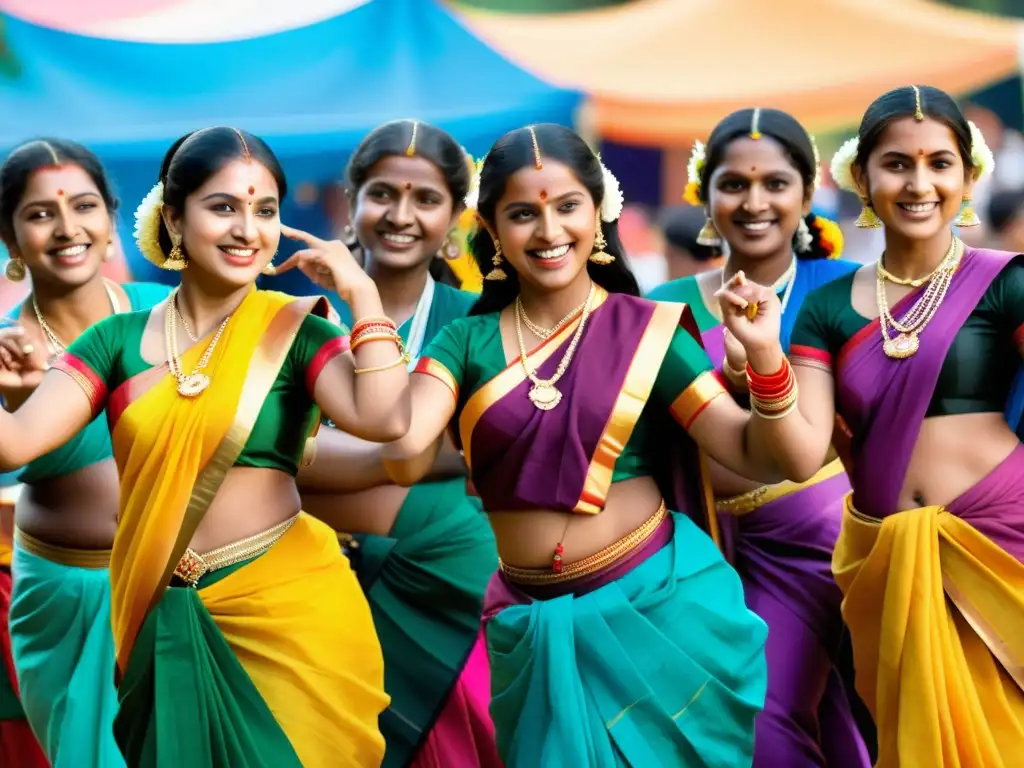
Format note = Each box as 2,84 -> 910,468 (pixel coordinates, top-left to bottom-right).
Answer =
954,194 -> 980,227
441,232 -> 461,260
162,236 -> 187,271
854,199 -> 883,229
484,239 -> 507,281
696,217 -> 722,247
589,214 -> 615,265
261,251 -> 279,276
4,257 -> 26,282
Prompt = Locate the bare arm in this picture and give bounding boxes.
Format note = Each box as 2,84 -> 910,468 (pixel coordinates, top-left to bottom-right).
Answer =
380,373 -> 457,486
0,371 -> 95,471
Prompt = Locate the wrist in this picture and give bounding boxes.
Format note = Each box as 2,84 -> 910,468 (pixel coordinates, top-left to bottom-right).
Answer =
348,282 -> 385,320
745,345 -> 785,375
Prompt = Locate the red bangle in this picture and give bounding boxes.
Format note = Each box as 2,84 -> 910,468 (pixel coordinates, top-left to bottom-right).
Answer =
745,358 -> 789,384
749,371 -> 794,399
351,317 -> 397,336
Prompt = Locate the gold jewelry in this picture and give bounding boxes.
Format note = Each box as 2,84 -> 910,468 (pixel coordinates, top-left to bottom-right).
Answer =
854,200 -> 883,229
954,194 -> 980,228
261,263 -> 277,276
173,515 -> 297,587
876,236 -> 962,359
4,257 -> 26,282
353,353 -> 409,375
696,217 -> 722,246
165,288 -> 232,397
162,236 -> 187,271
172,294 -> 199,342
405,120 -> 419,157
33,278 -> 121,355
484,238 -> 507,281
589,213 -> 615,265
516,294 -> 587,341
911,85 -> 924,121
528,126 -> 543,170
515,283 -> 595,410
722,358 -> 747,389
749,107 -> 763,140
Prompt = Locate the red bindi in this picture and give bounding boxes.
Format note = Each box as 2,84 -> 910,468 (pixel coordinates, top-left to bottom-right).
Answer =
539,190 -> 548,201
248,185 -> 255,195
918,150 -> 926,157
405,182 -> 413,191
56,189 -> 64,196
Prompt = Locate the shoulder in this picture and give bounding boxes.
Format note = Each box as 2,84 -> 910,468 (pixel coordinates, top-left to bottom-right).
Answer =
122,281 -> 173,310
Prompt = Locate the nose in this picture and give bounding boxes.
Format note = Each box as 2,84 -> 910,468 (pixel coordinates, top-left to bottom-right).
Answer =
52,200 -> 78,239
742,184 -> 769,214
232,208 -> 259,242
537,207 -> 561,242
906,163 -> 932,196
388,195 -> 415,228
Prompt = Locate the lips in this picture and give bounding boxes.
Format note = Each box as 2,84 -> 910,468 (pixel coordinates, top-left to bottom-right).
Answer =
47,243 -> 91,265
529,243 -> 572,260
734,220 -> 776,232
218,246 -> 258,266
897,202 -> 939,213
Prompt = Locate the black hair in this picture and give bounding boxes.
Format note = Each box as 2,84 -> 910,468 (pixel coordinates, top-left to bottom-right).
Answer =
469,123 -> 640,316
658,206 -> 721,262
697,108 -> 833,260
0,138 -> 118,246
347,119 -> 471,207
156,127 -> 286,259
854,85 -> 973,174
988,188 -> 1024,233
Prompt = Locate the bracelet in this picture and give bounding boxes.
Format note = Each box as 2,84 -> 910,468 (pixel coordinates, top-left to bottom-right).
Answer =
350,325 -> 398,346
745,358 -> 790,388
351,316 -> 397,336
722,358 -> 747,390
752,397 -> 798,420
350,332 -> 400,353
354,354 -> 409,376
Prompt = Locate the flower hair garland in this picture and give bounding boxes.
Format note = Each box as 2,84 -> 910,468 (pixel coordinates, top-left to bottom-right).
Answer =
683,140 -> 706,205
830,121 -> 995,193
134,181 -> 167,267
463,154 -> 624,223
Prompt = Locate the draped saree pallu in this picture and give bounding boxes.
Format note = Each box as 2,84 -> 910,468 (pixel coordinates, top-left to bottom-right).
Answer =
58,291 -> 387,768
830,248 -> 1024,766
436,293 -> 768,766
702,323 -> 869,768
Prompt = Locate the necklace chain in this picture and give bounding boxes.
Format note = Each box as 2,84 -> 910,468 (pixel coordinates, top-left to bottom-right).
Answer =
32,279 -> 121,355
517,295 -> 588,340
165,289 -> 233,397
514,284 -> 595,410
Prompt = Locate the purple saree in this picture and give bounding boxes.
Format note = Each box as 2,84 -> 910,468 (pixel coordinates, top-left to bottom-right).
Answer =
832,247 -> 1024,765
462,291 -> 768,766
703,323 -> 869,768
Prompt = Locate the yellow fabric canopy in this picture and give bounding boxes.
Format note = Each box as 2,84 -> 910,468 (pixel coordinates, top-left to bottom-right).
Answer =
456,0 -> 1024,144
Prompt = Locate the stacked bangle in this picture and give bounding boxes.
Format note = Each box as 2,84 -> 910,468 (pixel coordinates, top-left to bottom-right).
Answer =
746,358 -> 798,419
350,316 -> 409,374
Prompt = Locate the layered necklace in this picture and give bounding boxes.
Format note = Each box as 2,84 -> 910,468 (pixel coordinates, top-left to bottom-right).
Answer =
876,236 -> 963,359
165,288 -> 233,397
32,278 -> 121,356
517,293 -> 589,341
514,283 -> 595,411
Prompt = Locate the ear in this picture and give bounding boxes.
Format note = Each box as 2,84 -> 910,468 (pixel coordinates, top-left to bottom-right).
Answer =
851,164 -> 869,201
964,168 -> 977,199
448,200 -> 466,231
160,204 -> 182,243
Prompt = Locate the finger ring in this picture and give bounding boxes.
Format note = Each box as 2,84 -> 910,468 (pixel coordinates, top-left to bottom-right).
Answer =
744,302 -> 759,321
21,344 -> 34,355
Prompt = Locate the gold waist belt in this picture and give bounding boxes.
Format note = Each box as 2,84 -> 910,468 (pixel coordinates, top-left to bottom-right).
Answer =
173,514 -> 298,587
14,528 -> 112,569
715,459 -> 846,517
499,501 -> 668,586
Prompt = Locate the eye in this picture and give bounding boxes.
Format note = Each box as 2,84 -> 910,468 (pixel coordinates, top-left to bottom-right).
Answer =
509,209 -> 535,222
26,210 -> 51,221
257,206 -> 277,217
368,188 -> 391,201
885,160 -> 908,171
75,202 -> 98,212
558,200 -> 580,214
417,192 -> 443,206
765,178 -> 789,192
932,159 -> 953,170
211,203 -> 235,213
719,179 -> 745,192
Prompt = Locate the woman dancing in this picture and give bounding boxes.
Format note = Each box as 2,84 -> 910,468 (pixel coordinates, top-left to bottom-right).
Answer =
722,85 -> 1024,765
649,109 -> 870,766
382,122 -> 771,766
0,138 -> 170,767
300,119 -> 500,767
0,126 -> 410,767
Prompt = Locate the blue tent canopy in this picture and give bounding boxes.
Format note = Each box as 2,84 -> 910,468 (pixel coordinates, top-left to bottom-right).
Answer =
0,0 -> 579,280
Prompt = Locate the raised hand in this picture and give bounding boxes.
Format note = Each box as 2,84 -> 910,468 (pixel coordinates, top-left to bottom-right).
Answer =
0,326 -> 50,403
275,225 -> 372,301
714,271 -> 783,360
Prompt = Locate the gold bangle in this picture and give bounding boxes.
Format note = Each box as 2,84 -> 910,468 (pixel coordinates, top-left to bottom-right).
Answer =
354,353 -> 410,375
350,332 -> 399,353
722,359 -> 747,390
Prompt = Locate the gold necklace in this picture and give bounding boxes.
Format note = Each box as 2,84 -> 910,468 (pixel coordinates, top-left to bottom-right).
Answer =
876,237 -> 962,359
165,289 -> 232,397
32,278 -> 121,355
515,283 -> 595,410
173,295 -> 200,342
516,294 -> 588,340
877,241 -> 959,288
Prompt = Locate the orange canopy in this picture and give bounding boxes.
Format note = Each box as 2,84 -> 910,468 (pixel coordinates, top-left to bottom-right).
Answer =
456,0 -> 1024,144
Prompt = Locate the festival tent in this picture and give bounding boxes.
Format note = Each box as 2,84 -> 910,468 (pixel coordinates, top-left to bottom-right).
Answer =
458,0 -> 1024,144
0,0 -> 579,283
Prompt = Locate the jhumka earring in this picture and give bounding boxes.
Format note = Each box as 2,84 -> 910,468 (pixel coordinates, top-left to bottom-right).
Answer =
261,262 -> 278,276
485,238 -> 507,281
4,257 -> 26,282
954,194 -> 980,227
162,235 -> 188,271
696,217 -> 722,247
854,198 -> 883,229
589,213 -> 615,265
441,232 -> 461,260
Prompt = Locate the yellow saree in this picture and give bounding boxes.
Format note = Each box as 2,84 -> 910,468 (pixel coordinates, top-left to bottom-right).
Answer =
833,496 -> 1024,766
104,289 -> 386,767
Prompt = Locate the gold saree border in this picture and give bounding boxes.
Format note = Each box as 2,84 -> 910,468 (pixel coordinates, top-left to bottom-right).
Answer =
716,458 -> 846,517
459,287 -> 609,470
14,527 -> 111,569
414,357 -> 459,400
669,370 -> 727,429
118,294 -> 323,674
53,353 -> 107,416
575,300 -> 683,514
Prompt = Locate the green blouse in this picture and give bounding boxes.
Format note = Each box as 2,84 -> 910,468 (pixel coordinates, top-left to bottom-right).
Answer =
64,303 -> 344,475
421,301 -> 717,484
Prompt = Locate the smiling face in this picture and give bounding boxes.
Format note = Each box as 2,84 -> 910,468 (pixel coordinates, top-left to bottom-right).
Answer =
352,155 -> 458,272
9,164 -> 112,289
855,116 -> 971,242
707,136 -> 809,261
492,159 -> 596,293
164,158 -> 280,288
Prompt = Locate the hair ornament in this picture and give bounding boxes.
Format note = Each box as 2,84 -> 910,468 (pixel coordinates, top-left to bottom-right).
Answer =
911,85 -> 924,122
813,215 -> 844,259
967,120 -> 995,181
749,108 -> 763,140
598,158 -> 624,222
809,134 -> 822,191
464,156 -> 484,213
683,140 -> 706,205
405,120 -> 419,157
134,181 -> 168,267
829,137 -> 861,193
528,126 -> 543,170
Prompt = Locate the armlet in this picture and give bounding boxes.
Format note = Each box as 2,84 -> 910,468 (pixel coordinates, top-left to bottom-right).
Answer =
414,357 -> 458,399
52,353 -> 108,417
669,370 -> 728,430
